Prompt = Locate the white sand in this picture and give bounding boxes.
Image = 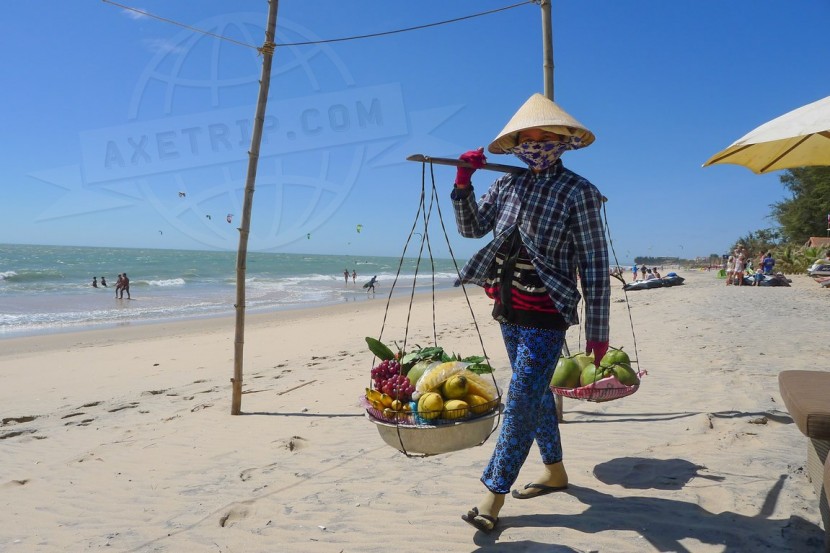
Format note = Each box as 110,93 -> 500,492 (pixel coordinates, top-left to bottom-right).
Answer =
1,271 -> 828,552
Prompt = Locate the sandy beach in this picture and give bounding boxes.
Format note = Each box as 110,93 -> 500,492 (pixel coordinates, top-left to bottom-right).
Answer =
2,269 -> 829,552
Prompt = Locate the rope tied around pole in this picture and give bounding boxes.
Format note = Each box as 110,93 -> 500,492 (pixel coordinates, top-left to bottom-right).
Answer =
258,41 -> 276,56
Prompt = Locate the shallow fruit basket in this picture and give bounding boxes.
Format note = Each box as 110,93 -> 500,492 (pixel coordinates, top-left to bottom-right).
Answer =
366,405 -> 502,456
551,371 -> 646,403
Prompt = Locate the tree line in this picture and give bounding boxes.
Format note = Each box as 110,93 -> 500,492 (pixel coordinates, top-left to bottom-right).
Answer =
731,166 -> 830,273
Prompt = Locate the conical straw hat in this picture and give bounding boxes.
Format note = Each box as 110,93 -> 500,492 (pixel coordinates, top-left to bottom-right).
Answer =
487,93 -> 595,154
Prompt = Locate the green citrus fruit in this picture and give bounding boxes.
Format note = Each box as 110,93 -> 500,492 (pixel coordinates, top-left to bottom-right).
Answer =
551,355 -> 582,388
600,347 -> 631,369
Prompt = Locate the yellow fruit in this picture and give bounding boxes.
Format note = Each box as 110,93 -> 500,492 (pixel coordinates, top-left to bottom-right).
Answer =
379,393 -> 394,408
464,394 -> 492,415
365,388 -> 382,403
415,361 -> 468,393
462,370 -> 498,402
441,399 -> 469,420
389,399 -> 404,411
440,374 -> 469,400
417,392 -> 444,420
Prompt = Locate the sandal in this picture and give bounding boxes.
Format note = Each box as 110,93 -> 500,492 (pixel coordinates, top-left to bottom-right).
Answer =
461,506 -> 498,533
511,482 -> 568,499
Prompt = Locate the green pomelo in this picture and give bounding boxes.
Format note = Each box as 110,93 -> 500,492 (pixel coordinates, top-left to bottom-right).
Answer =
573,353 -> 595,370
551,356 -> 582,388
600,347 -> 631,369
580,363 -> 611,387
407,360 -> 434,386
610,363 -> 640,386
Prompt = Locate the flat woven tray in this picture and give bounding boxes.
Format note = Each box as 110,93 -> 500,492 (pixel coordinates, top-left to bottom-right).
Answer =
551,371 -> 646,403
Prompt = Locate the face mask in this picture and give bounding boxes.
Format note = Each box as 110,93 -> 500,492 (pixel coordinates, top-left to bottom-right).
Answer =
510,136 -> 582,170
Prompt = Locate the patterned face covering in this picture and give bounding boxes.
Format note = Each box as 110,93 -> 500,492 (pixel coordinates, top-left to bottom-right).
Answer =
510,136 -> 582,170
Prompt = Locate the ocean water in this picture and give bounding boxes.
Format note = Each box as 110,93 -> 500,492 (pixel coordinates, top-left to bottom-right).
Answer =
0,244 -> 463,338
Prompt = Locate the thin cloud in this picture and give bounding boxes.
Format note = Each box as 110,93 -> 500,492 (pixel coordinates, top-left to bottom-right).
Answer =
121,6 -> 148,20
141,37 -> 186,54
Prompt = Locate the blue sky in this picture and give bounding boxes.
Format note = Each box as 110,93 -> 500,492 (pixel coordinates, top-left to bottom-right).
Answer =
1,1 -> 828,262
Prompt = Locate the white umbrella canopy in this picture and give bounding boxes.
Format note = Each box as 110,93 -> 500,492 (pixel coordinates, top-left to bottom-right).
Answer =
703,95 -> 830,174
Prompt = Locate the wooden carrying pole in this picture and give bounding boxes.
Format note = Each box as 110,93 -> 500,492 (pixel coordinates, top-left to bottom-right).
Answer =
539,0 -> 565,420
540,0 -> 554,101
232,0 -> 279,415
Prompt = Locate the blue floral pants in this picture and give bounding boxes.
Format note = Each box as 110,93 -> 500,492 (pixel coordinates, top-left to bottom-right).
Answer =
481,323 -> 566,494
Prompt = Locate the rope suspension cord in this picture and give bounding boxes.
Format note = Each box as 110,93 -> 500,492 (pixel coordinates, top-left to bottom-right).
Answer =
601,200 -> 641,369
369,160 -> 501,457
102,0 -> 534,51
555,199 -> 643,401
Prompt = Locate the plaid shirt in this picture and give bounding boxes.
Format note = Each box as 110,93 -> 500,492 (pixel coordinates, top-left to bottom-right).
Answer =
452,159 -> 610,342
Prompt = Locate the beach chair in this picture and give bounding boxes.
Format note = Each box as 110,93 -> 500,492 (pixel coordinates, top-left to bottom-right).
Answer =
778,370 -> 830,548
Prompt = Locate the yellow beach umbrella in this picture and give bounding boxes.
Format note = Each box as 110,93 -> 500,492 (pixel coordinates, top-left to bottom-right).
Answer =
703,95 -> 830,174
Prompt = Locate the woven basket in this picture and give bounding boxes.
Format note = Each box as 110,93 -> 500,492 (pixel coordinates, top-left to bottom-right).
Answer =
551,371 -> 646,403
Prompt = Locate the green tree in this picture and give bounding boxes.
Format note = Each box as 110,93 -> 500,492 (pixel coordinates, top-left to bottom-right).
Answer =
730,228 -> 782,261
771,167 -> 830,243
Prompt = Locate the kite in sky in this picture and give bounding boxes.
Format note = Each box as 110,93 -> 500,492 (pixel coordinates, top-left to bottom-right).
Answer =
226,214 -> 233,223
178,191 -> 186,198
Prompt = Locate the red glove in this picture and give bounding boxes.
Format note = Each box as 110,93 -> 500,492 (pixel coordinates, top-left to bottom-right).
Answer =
585,340 -> 608,368
455,148 -> 486,185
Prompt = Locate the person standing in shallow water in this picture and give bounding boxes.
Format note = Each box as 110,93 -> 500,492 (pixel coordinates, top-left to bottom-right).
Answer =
451,94 -> 610,534
115,274 -> 123,298
100,276 -> 107,287
120,273 -> 131,299
92,276 -> 98,288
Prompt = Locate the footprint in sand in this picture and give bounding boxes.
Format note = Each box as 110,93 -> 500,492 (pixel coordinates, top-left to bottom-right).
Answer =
2,479 -> 30,489
219,506 -> 249,528
283,435 -> 306,452
108,403 -> 139,413
2,416 -> 38,425
1,429 -> 38,440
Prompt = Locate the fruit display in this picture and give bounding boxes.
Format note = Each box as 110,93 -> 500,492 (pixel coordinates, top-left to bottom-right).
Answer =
362,337 -> 500,424
550,346 -> 640,390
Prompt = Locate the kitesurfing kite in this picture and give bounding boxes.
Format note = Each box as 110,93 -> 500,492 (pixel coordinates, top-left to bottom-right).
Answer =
178,191 -> 186,198
227,214 -> 233,223
356,224 -> 363,233
206,214 -> 212,220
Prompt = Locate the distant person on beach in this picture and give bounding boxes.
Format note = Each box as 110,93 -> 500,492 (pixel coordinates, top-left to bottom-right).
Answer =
762,253 -> 775,275
100,276 -> 107,287
632,264 -> 638,279
449,94 -> 609,533
120,273 -> 131,299
115,273 -> 123,297
733,253 -> 746,286
640,265 -> 646,280
343,269 -> 349,283
725,254 -> 735,286
753,267 -> 764,286
352,270 -> 357,284
365,275 -> 377,293
92,276 -> 98,288
652,267 -> 661,279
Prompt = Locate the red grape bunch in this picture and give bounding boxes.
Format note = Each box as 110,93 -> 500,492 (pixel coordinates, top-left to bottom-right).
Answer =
371,360 -> 415,402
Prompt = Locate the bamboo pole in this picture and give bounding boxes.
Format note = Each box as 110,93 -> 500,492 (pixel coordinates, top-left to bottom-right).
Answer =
540,0 -> 554,101
232,0 -> 279,415
539,0 -> 565,421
